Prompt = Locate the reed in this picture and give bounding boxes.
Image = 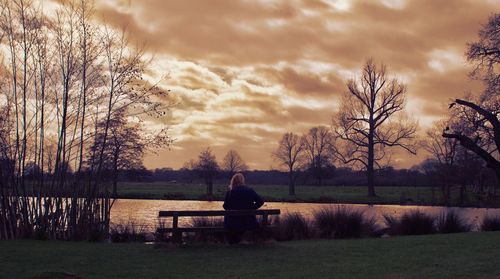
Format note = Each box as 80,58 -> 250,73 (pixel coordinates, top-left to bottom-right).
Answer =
272,213 -> 312,241
109,221 -> 148,243
313,206 -> 378,239
436,210 -> 471,234
480,215 -> 500,231
384,211 -> 436,235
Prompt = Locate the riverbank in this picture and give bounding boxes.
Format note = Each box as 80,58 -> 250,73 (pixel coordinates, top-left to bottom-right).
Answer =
1,232 -> 499,278
117,182 -> 500,208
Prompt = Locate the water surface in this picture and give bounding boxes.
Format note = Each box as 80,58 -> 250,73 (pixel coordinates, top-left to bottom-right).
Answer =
110,199 -> 500,231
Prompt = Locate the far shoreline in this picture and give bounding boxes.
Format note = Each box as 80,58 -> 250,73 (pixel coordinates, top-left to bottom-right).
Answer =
113,195 -> 500,209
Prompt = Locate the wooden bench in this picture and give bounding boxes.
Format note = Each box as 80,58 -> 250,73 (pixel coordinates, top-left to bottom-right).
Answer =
157,209 -> 281,242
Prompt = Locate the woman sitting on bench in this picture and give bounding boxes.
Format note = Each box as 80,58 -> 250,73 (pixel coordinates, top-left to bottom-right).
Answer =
223,173 -> 264,244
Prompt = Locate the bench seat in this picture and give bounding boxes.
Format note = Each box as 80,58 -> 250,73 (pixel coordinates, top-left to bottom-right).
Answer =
156,209 -> 281,242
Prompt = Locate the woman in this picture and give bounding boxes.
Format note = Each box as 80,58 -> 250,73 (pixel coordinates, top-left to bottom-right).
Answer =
223,173 -> 264,244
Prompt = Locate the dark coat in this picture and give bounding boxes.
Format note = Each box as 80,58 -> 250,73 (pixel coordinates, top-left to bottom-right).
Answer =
223,185 -> 264,231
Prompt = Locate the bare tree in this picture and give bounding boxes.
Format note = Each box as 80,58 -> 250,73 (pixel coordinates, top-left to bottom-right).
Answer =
443,14 -> 500,189
466,13 -> 499,100
194,147 -> 219,196
272,132 -> 305,195
333,59 -> 417,197
424,121 -> 460,204
88,110 -> 145,197
301,126 -> 334,185
222,149 -> 248,178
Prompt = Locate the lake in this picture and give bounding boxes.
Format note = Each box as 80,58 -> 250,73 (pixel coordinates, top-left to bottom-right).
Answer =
110,199 -> 500,231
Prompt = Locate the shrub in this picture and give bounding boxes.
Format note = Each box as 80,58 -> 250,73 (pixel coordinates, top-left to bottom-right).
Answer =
110,221 -> 148,242
436,210 -> 471,234
382,214 -> 399,236
272,213 -> 312,241
384,211 -> 436,235
313,206 -> 377,239
481,215 -> 500,231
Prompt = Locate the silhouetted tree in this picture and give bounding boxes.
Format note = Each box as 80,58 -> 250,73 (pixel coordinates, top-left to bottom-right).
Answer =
466,13 -> 499,99
88,110 -> 145,197
302,126 -> 334,185
194,148 -> 219,196
424,121 -> 460,205
333,59 -> 418,197
222,149 -> 248,178
443,14 -> 500,189
272,132 -> 305,195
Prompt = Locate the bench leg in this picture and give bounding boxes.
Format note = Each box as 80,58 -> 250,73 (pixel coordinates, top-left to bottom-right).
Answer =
172,215 -> 182,243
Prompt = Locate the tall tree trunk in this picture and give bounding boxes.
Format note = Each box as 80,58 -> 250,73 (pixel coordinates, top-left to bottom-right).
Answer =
289,168 -> 295,196
207,179 -> 213,196
112,148 -> 119,198
367,131 -> 376,197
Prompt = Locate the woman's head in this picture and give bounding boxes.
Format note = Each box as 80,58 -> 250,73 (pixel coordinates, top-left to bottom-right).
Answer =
229,173 -> 245,190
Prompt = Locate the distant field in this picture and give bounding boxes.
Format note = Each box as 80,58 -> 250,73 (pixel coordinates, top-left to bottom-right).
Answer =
1,232 -> 499,278
116,182 -> 500,207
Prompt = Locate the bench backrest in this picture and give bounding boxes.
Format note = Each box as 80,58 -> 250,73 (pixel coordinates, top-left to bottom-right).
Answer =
158,209 -> 280,217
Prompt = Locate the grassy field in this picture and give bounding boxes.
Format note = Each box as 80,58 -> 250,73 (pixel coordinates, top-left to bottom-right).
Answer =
116,182 -> 499,207
0,232 -> 499,278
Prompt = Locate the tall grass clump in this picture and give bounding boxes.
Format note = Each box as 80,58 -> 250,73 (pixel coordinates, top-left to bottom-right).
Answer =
109,221 -> 148,243
190,217 -> 225,242
313,206 -> 378,239
272,213 -> 312,241
436,210 -> 471,234
481,215 -> 500,231
384,211 -> 436,235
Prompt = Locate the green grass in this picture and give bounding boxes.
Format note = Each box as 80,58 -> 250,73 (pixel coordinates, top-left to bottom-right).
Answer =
116,182 -> 499,207
0,232 -> 499,278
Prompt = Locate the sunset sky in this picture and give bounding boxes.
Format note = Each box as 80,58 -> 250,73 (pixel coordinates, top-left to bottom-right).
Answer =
92,0 -> 497,170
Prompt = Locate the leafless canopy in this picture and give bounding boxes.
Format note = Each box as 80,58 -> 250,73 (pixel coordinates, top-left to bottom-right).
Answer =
222,149 -> 248,177
301,126 -> 334,185
443,14 -> 500,187
466,13 -> 499,101
272,132 -> 305,195
333,59 -> 417,196
194,147 -> 220,196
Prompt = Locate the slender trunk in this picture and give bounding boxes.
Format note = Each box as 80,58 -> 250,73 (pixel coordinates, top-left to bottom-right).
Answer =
112,147 -> 119,198
367,132 -> 376,197
207,177 -> 213,196
289,167 -> 295,196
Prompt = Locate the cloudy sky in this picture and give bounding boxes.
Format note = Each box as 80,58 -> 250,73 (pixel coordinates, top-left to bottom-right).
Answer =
94,0 -> 496,170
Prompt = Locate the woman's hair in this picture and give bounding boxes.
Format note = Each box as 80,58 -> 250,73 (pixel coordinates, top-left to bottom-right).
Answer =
229,173 -> 245,190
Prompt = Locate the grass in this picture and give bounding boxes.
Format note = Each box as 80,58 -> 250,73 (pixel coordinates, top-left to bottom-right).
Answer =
117,182 -> 500,207
0,232 -> 499,278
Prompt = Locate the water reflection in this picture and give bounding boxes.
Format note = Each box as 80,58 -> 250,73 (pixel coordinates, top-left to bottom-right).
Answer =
111,199 -> 500,231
